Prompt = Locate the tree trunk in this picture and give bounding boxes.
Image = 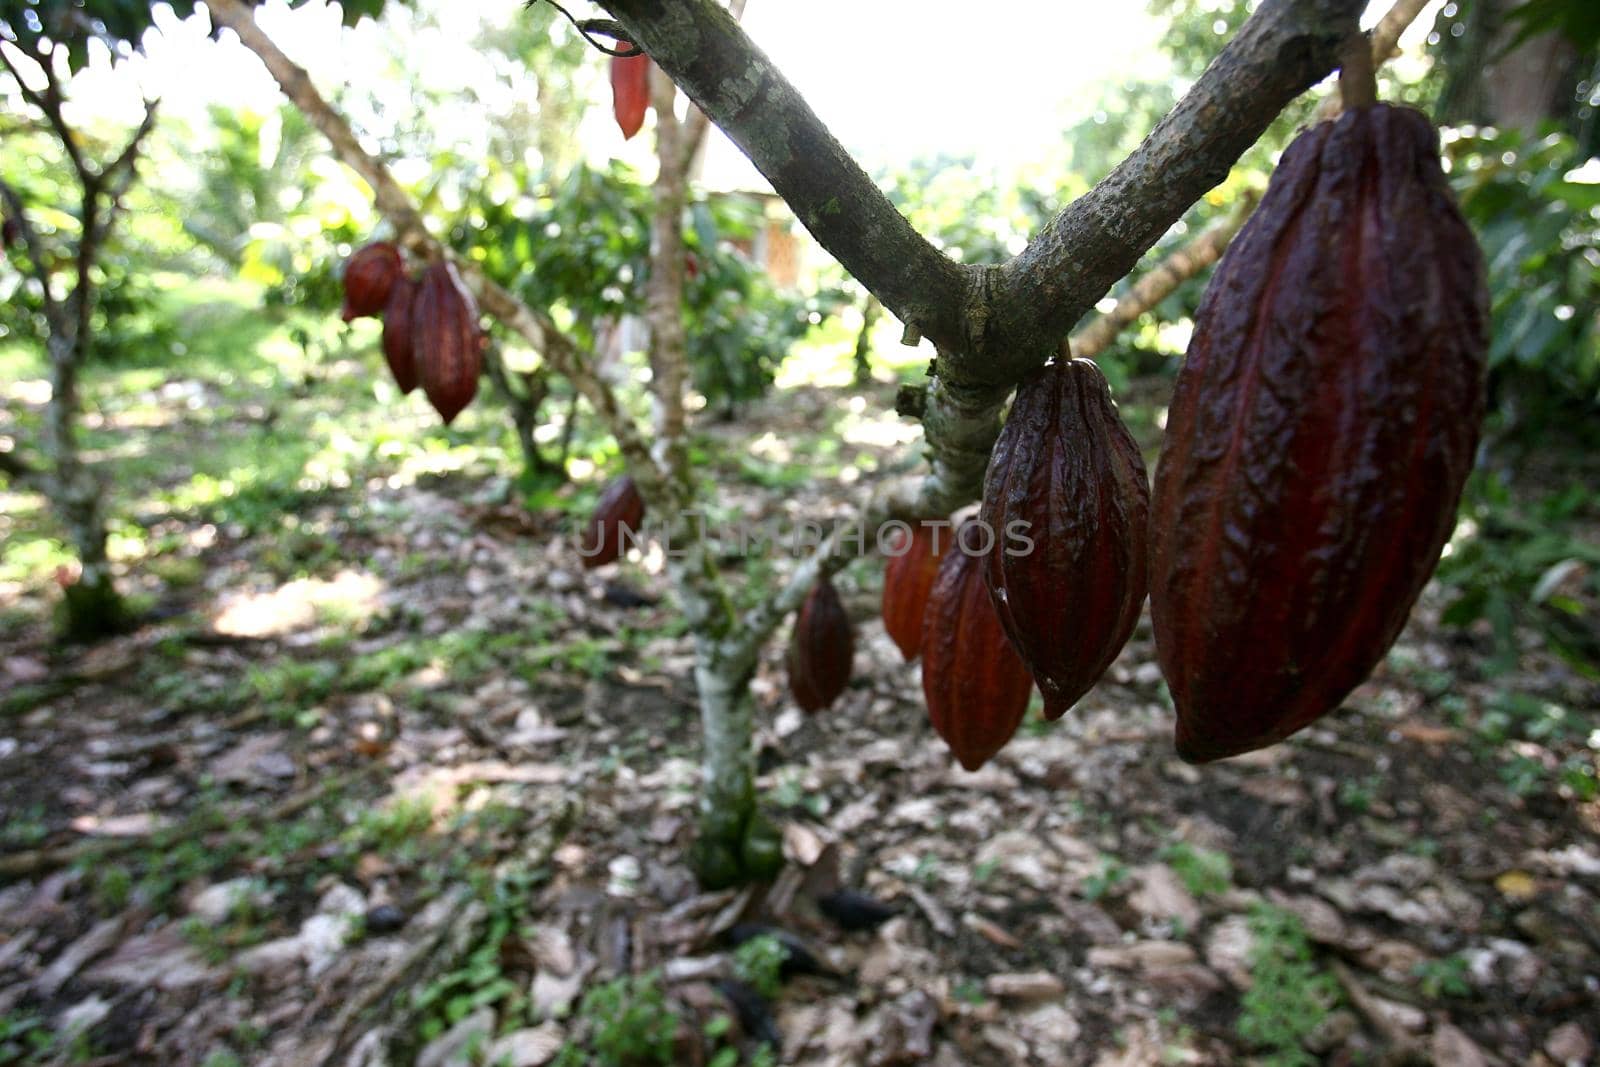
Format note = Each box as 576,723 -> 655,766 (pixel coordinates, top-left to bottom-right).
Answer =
852,293 -> 882,387
685,650 -> 780,888
46,329 -> 127,642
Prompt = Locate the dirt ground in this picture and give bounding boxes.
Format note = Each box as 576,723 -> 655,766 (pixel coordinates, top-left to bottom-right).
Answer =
2,383 -> 1597,1067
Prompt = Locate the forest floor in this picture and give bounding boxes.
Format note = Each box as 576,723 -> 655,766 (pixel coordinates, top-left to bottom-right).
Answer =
1,301 -> 1598,1067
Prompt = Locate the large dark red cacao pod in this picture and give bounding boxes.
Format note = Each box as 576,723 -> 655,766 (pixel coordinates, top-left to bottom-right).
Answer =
381,275 -> 419,394
610,53 -> 650,140
922,522 -> 1034,771
581,475 -> 646,569
341,241 -> 402,322
980,359 -> 1149,720
1150,104 -> 1488,763
787,576 -> 854,713
412,261 -> 482,425
881,522 -> 951,661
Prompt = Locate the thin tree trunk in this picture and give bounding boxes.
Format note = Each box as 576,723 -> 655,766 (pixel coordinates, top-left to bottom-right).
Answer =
852,293 -> 881,386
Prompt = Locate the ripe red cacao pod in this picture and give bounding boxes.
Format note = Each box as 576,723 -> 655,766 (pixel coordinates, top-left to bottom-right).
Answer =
1150,104 -> 1488,763
341,241 -> 402,322
412,261 -> 482,425
787,576 -> 854,713
381,275 -> 419,394
610,52 -> 651,140
980,358 -> 1149,720
922,522 -> 1034,771
881,522 -> 951,661
581,475 -> 646,569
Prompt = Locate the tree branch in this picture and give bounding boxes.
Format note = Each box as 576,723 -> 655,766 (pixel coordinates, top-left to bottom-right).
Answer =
0,444 -> 45,492
678,0 -> 747,170
0,45 -> 91,188
1067,194 -> 1256,361
985,0 -> 1361,375
0,176 -> 69,339
202,0 -> 666,496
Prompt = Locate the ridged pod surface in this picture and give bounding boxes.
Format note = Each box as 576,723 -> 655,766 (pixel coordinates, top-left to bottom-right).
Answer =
787,576 -> 854,713
341,241 -> 402,322
381,276 -> 419,394
581,475 -> 646,569
881,522 -> 951,661
980,359 -> 1149,720
412,261 -> 482,425
1150,104 -> 1488,763
610,53 -> 650,140
922,523 -> 1034,771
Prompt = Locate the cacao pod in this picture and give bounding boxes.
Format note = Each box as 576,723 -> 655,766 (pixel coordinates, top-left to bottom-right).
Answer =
412,261 -> 482,425
980,358 -> 1149,720
581,475 -> 646,569
381,275 -> 419,394
1149,104 -> 1488,763
881,522 -> 951,661
922,521 -> 1034,771
610,52 -> 651,140
340,241 -> 403,322
787,575 -> 854,712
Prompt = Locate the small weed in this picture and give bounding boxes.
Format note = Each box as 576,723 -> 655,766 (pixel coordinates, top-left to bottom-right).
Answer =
1160,842 -> 1233,897
1082,856 -> 1129,901
349,794 -> 435,854
732,934 -> 786,1000
1337,775 -> 1382,814
953,979 -> 986,1006
0,805 -> 49,848
553,972 -> 679,1067
1235,905 -> 1340,1066
1412,954 -> 1473,1000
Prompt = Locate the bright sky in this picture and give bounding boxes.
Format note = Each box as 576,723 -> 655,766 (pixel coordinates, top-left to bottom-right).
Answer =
61,0 -> 1169,189
51,0 -> 1432,191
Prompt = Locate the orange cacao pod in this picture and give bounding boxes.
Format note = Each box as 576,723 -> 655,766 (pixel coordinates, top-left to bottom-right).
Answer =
610,52 -> 650,140
787,576 -> 853,713
980,359 -> 1149,720
881,522 -> 950,661
341,241 -> 402,322
381,275 -> 419,394
1150,104 -> 1488,763
412,261 -> 482,425
922,522 -> 1034,771
581,475 -> 645,569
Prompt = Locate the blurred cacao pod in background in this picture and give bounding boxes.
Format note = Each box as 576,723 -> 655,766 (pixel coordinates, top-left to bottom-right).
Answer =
412,261 -> 482,425
787,576 -> 854,712
581,475 -> 646,569
610,51 -> 651,140
340,241 -> 402,322
922,522 -> 1034,771
881,522 -> 951,661
1150,103 -> 1488,763
980,359 -> 1148,720
381,275 -> 419,394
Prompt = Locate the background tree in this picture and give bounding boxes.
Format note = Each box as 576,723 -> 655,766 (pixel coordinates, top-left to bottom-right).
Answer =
0,8 -> 160,639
